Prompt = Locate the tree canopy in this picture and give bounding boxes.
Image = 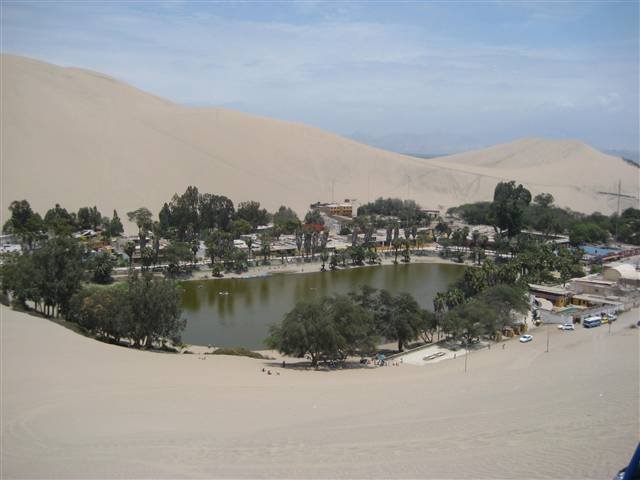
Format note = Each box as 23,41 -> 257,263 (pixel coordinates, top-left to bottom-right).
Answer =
266,295 -> 377,366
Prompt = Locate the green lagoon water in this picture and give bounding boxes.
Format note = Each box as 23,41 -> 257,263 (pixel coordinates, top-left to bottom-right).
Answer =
180,263 -> 464,349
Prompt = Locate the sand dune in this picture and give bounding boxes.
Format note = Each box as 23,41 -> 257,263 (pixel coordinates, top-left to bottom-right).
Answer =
1,305 -> 638,478
2,53 -> 638,228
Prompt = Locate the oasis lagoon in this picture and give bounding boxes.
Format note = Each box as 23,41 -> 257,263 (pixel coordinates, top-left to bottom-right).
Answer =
180,262 -> 465,349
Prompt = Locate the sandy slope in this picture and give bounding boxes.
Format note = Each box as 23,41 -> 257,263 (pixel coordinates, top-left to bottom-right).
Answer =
1,305 -> 638,479
2,53 -> 638,228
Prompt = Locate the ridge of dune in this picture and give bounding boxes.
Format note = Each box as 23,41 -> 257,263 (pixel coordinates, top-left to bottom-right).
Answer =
2,53 -> 638,224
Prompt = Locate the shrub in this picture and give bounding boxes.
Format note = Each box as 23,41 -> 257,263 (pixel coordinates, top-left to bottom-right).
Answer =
208,347 -> 266,359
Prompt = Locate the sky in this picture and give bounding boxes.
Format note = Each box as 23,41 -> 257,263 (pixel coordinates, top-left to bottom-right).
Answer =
2,1 -> 639,154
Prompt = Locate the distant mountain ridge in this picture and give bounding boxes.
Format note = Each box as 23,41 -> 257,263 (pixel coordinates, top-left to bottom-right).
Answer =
2,53 -> 638,224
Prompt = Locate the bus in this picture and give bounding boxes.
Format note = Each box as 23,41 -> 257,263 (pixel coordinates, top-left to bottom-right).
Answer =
583,316 -> 602,328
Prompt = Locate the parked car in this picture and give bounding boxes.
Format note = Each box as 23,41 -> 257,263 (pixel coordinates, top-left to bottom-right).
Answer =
558,323 -> 575,331
519,335 -> 533,343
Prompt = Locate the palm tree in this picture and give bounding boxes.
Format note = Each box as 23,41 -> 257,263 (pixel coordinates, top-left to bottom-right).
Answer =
320,249 -> 329,271
124,241 -> 136,269
433,292 -> 447,342
445,288 -> 464,310
295,227 -> 303,257
245,237 -> 253,260
402,240 -> 411,263
392,238 -> 402,264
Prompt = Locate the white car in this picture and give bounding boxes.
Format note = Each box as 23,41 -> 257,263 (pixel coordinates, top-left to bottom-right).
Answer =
558,323 -> 575,331
519,334 -> 533,343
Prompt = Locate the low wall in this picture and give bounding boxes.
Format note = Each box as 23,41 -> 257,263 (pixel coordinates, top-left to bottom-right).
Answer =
540,303 -> 624,324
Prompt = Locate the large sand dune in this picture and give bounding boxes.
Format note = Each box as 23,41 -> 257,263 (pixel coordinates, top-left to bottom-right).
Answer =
1,305 -> 638,478
2,53 -> 638,226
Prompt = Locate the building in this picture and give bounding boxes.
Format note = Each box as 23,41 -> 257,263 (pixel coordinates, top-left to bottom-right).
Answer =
528,284 -> 573,307
603,263 -> 640,287
310,201 -> 354,218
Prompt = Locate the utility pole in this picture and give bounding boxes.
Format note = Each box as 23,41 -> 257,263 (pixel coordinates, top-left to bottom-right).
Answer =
464,347 -> 469,373
546,324 -> 550,353
597,180 -> 636,242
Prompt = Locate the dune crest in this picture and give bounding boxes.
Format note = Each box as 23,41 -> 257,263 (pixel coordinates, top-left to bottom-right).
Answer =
2,53 -> 637,224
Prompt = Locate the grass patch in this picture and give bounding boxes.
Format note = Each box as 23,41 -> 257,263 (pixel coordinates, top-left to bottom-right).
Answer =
207,347 -> 267,359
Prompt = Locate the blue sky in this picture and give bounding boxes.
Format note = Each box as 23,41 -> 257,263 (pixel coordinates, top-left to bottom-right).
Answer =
2,1 -> 638,153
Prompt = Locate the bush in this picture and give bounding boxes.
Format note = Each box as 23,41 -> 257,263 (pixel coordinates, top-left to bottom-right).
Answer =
208,347 -> 266,359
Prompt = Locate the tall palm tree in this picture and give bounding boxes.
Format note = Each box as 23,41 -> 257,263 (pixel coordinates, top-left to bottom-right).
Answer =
445,288 -> 464,310
124,241 -> 136,269
392,238 -> 402,264
245,237 -> 253,260
320,249 -> 329,271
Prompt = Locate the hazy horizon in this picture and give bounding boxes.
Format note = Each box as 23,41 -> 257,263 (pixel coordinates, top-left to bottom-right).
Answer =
2,1 -> 638,153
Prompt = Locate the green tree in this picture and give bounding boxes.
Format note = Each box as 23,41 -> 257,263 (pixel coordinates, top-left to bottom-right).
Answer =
110,210 -> 124,237
617,208 -> 640,245
4,200 -> 45,249
273,206 -> 301,234
445,287 -> 464,310
260,233 -> 272,264
303,209 -> 324,225
320,249 -> 329,271
266,295 -> 376,366
402,240 -> 411,263
127,207 -> 153,250
374,291 -> 423,352
124,241 -> 136,269
442,299 -> 497,346
236,201 -> 271,228
490,181 -> 532,238
141,246 -> 155,271
569,222 -> 609,246
68,285 -> 131,342
231,219 -> 253,238
163,240 -> 192,275
89,251 -> 115,284
476,284 -> 529,331
77,206 -> 102,230
417,309 -> 438,343
392,238 -> 402,264
0,252 -> 40,309
199,193 -> 235,232
32,237 -> 86,317
126,272 -> 184,348
44,203 -> 76,236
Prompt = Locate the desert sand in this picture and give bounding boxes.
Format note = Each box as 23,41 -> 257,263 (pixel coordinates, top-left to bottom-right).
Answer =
1,305 -> 637,479
2,53 -> 638,231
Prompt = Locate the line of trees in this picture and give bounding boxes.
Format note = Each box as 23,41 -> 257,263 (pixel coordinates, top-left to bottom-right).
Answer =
0,229 -> 185,349
67,273 -> 184,348
266,282 -> 530,366
448,182 -> 640,246
3,200 -> 124,246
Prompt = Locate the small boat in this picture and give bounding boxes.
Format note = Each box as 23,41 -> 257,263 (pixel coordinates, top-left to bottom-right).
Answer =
218,291 -> 230,296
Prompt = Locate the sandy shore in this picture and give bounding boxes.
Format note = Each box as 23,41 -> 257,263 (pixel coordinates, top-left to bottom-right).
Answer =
181,251 -> 466,282
1,305 -> 637,479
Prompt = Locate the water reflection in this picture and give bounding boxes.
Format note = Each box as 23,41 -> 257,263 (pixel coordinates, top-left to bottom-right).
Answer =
180,263 -> 464,349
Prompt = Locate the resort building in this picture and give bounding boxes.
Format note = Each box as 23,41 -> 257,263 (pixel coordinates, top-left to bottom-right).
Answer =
310,201 -> 354,218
